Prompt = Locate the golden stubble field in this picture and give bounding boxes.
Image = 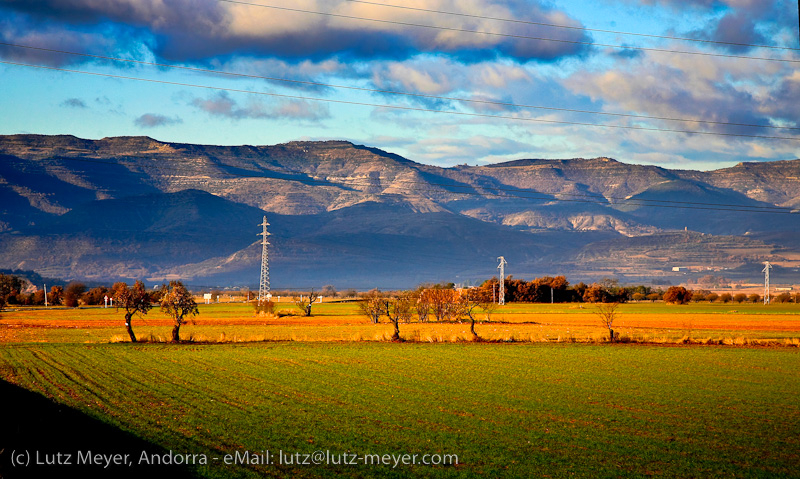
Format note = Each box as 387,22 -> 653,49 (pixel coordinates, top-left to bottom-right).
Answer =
2,301 -> 799,345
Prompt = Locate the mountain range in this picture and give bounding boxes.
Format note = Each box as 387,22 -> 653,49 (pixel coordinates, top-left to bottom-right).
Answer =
1,134 -> 799,289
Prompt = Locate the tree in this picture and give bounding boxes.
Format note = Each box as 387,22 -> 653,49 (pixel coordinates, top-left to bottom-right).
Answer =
321,285 -> 337,298
595,302 -> 620,343
733,293 -> 747,303
748,293 -> 761,303
0,274 -> 26,310
413,287 -> 431,322
294,289 -> 320,317
646,292 -> 662,302
692,290 -> 708,302
31,289 -> 46,306
47,285 -> 64,306
113,280 -> 152,343
719,293 -> 733,303
480,298 -> 498,321
663,286 -> 693,305
358,289 -> 384,324
776,292 -> 792,303
341,288 -> 357,298
420,287 -> 462,321
160,281 -> 199,343
582,284 -> 610,303
82,286 -> 110,305
461,289 -> 486,340
64,282 -> 87,307
384,293 -> 413,341
706,292 -> 719,303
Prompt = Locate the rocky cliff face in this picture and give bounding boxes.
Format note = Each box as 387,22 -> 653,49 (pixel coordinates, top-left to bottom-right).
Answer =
1,134 -> 799,286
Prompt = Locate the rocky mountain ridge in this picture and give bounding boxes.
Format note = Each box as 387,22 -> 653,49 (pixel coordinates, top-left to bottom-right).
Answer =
1,134 -> 799,287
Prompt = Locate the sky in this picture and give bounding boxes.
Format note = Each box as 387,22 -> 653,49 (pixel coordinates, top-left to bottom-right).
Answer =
0,0 -> 799,170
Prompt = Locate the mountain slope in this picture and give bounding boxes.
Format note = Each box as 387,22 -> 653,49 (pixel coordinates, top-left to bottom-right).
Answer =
1,134 -> 799,286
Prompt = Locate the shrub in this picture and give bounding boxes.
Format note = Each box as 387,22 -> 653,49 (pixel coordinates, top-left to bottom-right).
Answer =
253,300 -> 275,314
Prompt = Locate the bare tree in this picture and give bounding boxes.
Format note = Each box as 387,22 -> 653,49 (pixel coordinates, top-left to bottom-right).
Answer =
294,289 -> 320,317
160,281 -> 199,343
358,289 -> 384,324
381,292 -> 415,341
413,289 -> 431,322
461,290 -> 484,341
392,292 -> 415,323
420,287 -> 462,321
321,284 -> 337,298
113,280 -> 152,342
595,302 -> 620,343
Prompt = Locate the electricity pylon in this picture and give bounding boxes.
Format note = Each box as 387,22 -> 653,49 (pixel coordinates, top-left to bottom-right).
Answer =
497,256 -> 507,305
762,261 -> 772,305
258,216 -> 271,302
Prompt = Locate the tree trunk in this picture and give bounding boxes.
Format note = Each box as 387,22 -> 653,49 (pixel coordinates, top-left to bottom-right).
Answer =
391,320 -> 400,342
470,317 -> 479,341
125,312 -> 137,343
609,328 -> 615,343
171,323 -> 181,343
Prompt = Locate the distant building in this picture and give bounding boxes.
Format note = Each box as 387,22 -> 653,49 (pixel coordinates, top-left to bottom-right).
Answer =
776,287 -> 793,292
672,267 -> 685,272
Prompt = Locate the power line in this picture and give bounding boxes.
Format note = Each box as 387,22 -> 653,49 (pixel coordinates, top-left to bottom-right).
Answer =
3,41 -> 797,132
4,59 -> 800,143
215,0 -> 800,64
345,0 -> 800,52
14,147 -> 800,214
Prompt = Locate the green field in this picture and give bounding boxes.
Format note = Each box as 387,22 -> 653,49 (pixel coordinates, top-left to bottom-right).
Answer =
1,302 -> 800,477
1,341 -> 799,478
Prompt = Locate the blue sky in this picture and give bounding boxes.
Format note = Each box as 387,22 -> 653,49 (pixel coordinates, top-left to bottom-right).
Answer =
1,0 -> 798,169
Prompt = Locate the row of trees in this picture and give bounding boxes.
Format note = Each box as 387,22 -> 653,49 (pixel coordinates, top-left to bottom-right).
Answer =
357,286 -> 497,341
1,280 -> 126,308
470,276 -> 632,304
0,274 -> 199,342
112,280 -> 199,343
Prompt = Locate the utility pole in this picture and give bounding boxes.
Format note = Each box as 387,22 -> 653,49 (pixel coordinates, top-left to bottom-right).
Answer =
258,216 -> 272,303
497,256 -> 507,306
763,261 -> 772,305
43,283 -> 48,307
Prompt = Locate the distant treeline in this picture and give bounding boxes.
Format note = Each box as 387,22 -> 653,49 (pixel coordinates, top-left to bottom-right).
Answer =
2,272 -> 797,310
0,274 -> 165,309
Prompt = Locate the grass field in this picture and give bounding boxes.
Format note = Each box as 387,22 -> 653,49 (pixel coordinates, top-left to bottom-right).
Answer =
1,302 -> 799,478
1,342 -> 799,478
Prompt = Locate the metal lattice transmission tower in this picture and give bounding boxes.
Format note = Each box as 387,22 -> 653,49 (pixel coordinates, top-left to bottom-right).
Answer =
497,256 -> 507,306
762,261 -> 772,305
258,216 -> 272,302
